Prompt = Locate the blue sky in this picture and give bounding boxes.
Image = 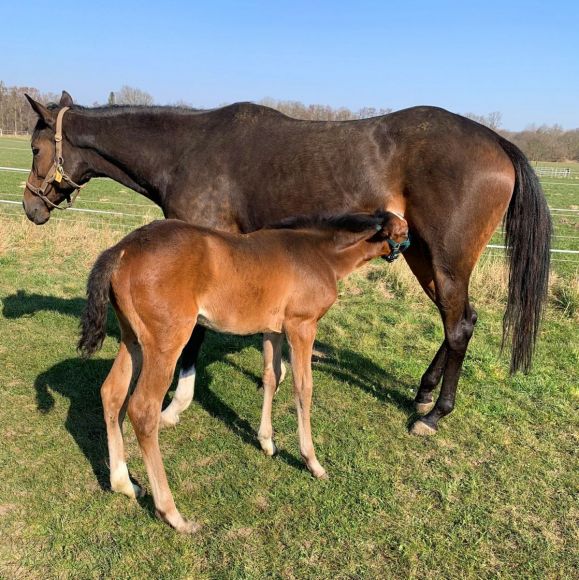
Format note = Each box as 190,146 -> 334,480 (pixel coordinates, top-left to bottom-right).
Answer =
4,0 -> 578,130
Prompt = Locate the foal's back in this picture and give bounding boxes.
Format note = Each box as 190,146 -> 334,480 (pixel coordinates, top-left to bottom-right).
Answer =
112,220 -> 338,337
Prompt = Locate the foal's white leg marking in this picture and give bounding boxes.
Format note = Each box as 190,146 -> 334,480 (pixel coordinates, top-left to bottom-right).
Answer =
160,366 -> 196,428
278,361 -> 287,389
110,461 -> 142,498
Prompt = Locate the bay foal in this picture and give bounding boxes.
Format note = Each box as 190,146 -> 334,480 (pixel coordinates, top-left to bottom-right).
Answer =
79,211 -> 408,533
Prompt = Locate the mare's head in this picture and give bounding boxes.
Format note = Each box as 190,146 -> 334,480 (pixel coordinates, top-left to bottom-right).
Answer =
23,91 -> 88,224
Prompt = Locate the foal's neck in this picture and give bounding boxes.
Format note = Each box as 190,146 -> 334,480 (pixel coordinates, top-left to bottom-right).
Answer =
323,231 -> 384,280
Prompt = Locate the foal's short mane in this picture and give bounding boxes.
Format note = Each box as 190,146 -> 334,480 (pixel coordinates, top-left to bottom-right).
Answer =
267,211 -> 389,233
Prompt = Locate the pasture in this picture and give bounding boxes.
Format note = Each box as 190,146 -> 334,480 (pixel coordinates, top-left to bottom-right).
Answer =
0,135 -> 577,578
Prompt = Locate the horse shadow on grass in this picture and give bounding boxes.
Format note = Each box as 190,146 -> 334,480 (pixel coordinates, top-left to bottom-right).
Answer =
9,290 -> 416,507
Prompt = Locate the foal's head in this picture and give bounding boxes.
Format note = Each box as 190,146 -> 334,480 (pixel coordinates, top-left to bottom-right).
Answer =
272,210 -> 410,260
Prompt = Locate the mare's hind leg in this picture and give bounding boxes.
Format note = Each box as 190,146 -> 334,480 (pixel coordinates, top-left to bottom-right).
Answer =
101,325 -> 142,498
161,325 -> 205,428
410,271 -> 477,435
258,332 -> 284,456
404,240 -> 477,422
403,243 -> 447,414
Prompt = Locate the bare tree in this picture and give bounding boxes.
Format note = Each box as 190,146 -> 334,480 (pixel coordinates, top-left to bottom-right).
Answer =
115,85 -> 154,106
464,111 -> 503,131
258,98 -> 391,121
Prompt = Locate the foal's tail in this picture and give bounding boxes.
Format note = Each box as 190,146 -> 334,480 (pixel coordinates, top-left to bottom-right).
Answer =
499,137 -> 552,374
78,246 -> 123,358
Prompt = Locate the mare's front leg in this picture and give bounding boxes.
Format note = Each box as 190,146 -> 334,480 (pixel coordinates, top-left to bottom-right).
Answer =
258,332 -> 284,456
286,321 -> 327,479
160,325 -> 205,428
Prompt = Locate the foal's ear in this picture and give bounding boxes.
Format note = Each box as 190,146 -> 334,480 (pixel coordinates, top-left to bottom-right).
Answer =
59,90 -> 74,107
25,94 -> 55,128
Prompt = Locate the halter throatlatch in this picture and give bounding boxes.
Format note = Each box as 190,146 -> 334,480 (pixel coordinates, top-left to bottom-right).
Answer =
26,106 -> 85,210
384,210 -> 411,262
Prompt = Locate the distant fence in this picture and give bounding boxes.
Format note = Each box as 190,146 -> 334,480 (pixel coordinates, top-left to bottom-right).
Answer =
0,130 -> 29,137
534,166 -> 573,178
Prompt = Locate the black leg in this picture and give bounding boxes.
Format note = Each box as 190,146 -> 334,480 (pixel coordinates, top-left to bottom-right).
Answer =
414,341 -> 448,414
410,279 -> 477,435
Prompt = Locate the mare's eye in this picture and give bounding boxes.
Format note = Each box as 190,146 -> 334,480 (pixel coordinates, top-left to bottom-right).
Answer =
32,147 -> 40,156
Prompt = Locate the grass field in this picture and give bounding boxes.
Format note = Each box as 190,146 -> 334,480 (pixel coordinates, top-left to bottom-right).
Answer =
0,136 -> 578,578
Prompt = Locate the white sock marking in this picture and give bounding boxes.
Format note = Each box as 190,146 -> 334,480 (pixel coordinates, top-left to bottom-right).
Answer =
161,365 -> 196,426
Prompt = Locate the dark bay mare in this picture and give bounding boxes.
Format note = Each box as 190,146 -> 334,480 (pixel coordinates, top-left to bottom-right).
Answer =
22,91 -> 552,436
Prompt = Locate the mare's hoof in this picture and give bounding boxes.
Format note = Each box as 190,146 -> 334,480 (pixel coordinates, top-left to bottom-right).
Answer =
415,401 -> 435,415
410,419 -> 437,436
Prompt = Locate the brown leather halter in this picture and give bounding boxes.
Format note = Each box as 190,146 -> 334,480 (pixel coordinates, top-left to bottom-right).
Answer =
26,107 -> 85,210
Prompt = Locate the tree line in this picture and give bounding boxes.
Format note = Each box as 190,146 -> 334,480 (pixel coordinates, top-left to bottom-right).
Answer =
1,81 -> 577,162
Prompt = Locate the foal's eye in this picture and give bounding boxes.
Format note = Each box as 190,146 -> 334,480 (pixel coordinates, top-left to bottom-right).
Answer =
32,147 -> 40,156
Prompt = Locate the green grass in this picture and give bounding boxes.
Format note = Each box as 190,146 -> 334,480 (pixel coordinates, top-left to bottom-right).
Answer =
0,136 -> 578,578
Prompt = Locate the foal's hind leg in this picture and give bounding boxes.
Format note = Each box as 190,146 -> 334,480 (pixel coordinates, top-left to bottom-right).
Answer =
161,325 -> 205,428
129,342 -> 200,533
101,328 -> 142,498
258,332 -> 284,456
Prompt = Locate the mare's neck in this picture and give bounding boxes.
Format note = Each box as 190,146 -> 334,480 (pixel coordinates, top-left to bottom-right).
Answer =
65,107 -> 203,207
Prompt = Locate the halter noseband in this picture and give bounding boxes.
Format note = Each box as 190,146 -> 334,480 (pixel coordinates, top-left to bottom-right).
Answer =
26,106 -> 85,210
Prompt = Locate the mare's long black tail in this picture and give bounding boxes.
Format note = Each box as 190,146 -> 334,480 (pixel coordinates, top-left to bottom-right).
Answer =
78,246 -> 123,358
499,137 -> 552,373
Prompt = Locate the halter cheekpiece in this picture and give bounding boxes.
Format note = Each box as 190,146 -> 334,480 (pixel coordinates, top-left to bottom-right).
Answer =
26,106 -> 85,210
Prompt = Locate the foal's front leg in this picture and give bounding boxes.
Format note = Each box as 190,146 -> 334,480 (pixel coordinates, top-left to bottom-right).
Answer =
160,325 -> 205,428
286,322 -> 327,479
258,332 -> 284,456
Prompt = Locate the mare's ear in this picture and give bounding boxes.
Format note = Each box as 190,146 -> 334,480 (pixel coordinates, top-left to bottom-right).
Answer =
25,94 -> 55,128
60,90 -> 74,107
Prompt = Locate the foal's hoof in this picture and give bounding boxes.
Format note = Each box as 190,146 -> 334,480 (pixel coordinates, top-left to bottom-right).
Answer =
158,510 -> 202,534
308,462 -> 328,480
315,469 -> 329,480
260,439 -> 277,457
175,519 -> 202,535
112,480 -> 143,499
415,401 -> 435,415
410,419 -> 437,437
160,412 -> 180,429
